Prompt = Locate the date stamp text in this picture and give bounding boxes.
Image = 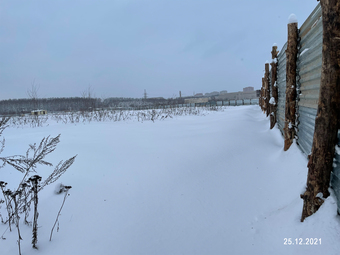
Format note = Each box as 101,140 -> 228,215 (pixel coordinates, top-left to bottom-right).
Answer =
284,238 -> 321,245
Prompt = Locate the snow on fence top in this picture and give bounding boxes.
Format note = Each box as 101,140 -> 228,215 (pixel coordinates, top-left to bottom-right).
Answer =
288,13 -> 298,24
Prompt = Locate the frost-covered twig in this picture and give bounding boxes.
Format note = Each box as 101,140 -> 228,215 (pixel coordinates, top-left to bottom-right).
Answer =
39,156 -> 77,191
10,191 -> 23,255
50,185 -> 72,241
0,181 -> 13,231
29,175 -> 41,249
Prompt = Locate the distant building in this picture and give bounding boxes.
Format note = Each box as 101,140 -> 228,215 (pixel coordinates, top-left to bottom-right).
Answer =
205,91 -> 220,97
216,90 -> 258,101
243,86 -> 254,92
31,110 -> 47,115
189,88 -> 259,101
184,98 -> 209,104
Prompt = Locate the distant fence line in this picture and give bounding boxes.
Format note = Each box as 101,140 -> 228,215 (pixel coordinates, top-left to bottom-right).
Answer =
0,98 -> 259,117
260,3 -> 340,216
131,99 -> 259,110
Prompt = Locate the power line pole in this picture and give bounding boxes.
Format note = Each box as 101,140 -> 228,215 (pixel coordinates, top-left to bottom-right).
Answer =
144,89 -> 147,100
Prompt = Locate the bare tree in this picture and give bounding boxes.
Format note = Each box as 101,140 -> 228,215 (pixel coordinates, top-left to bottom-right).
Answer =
81,85 -> 96,111
27,79 -> 40,110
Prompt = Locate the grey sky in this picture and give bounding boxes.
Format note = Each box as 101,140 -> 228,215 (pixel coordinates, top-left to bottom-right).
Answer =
1,0 -> 318,100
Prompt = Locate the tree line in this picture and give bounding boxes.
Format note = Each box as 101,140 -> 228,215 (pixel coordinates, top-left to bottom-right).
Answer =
0,97 -> 186,116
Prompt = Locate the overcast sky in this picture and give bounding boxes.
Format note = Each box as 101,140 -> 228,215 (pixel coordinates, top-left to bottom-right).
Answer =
0,0 -> 319,100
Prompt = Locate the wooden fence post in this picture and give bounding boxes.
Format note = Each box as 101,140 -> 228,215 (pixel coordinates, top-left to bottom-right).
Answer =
264,63 -> 270,116
301,0 -> 340,221
270,45 -> 279,129
284,15 -> 298,151
260,78 -> 265,111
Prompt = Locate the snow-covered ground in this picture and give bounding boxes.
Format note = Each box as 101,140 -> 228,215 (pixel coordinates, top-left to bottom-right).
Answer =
1,105 -> 340,255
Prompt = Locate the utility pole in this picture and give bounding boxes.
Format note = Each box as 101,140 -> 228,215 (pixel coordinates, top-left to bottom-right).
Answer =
179,91 -> 182,98
144,89 -> 147,100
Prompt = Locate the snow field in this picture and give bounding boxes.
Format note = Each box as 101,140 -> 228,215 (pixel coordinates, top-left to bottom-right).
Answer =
1,105 -> 340,255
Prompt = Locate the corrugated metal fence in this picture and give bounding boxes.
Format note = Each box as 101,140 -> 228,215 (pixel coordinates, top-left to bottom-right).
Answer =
276,42 -> 288,135
270,3 -> 340,213
296,4 -> 322,156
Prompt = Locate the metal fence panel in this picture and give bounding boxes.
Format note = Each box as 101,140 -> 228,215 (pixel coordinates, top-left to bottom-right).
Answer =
276,42 -> 288,135
297,3 -> 322,110
236,100 -> 243,105
244,99 -> 251,105
296,106 -> 317,156
295,2 -> 322,158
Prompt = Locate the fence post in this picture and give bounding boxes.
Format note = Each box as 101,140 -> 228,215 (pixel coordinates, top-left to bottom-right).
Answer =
260,78 -> 265,111
283,15 -> 298,151
270,45 -> 279,129
264,63 -> 270,116
301,1 -> 340,221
